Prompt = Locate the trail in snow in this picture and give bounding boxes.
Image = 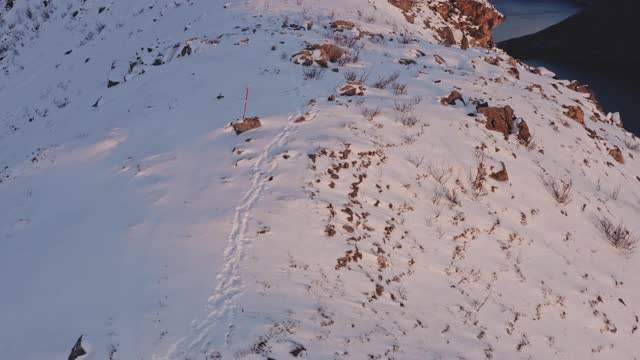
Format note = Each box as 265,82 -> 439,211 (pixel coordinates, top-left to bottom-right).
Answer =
166,103 -> 318,359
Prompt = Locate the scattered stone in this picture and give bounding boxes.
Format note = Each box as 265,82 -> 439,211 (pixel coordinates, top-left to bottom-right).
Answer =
292,44 -> 345,67
107,80 -> 120,88
508,67 -> 520,79
484,57 -> 499,66
434,54 -> 446,65
461,34 -> 470,50
233,117 -> 261,135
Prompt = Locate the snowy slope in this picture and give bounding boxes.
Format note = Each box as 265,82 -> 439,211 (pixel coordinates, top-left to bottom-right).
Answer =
1,1 -> 639,359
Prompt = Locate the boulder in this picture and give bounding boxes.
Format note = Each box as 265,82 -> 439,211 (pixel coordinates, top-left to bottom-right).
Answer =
441,90 -> 465,106
478,105 -> 515,138
292,44 -> 345,67
331,20 -> 356,31
461,35 -> 470,50
233,117 -> 261,135
516,118 -> 531,144
508,67 -> 520,79
563,105 -> 585,125
609,146 -> 625,164
398,58 -> 417,65
489,162 -> 509,182
338,82 -> 366,96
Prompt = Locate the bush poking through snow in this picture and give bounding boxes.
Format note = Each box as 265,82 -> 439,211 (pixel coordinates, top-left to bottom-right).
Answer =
597,217 -> 638,253
470,152 -> 488,199
407,154 -> 425,168
398,114 -> 418,127
392,82 -> 408,95
373,71 -> 400,89
544,177 -> 573,205
361,106 -> 381,121
302,67 -> 325,80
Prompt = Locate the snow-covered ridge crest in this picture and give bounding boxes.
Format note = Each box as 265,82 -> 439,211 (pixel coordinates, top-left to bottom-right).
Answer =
0,0 -> 639,360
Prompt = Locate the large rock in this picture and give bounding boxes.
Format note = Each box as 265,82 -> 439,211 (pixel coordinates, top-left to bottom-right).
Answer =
338,82 -> 366,96
68,336 -> 87,360
451,0 -> 504,47
609,146 -> 625,164
331,20 -> 356,31
489,162 -> 509,182
441,90 -> 465,106
438,26 -> 456,47
388,0 -> 414,11
292,44 -> 345,67
479,105 -> 515,138
233,117 -> 261,135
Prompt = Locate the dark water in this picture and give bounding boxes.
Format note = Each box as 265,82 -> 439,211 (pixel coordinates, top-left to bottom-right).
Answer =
493,0 -> 638,135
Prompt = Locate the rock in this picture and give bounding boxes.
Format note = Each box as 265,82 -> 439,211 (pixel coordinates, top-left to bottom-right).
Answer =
180,44 -> 192,56
516,118 -> 531,144
388,0 -> 414,12
451,0 -> 504,47
484,57 -> 499,66
68,336 -> 87,360
609,146 -> 625,164
292,44 -> 345,67
331,20 -> 355,31
338,82 -> 366,96
438,26 -> 456,47
107,80 -> 120,88
563,105 -> 585,125
233,117 -> 261,135
441,90 -> 465,106
489,162 -> 509,182
398,58 -> 417,65
461,34 -> 470,50
478,105 -> 515,138
508,67 -> 520,79
434,54 -> 446,65
294,116 -> 306,123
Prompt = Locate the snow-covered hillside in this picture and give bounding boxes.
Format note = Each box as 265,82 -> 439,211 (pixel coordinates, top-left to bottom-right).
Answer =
1,1 -> 639,359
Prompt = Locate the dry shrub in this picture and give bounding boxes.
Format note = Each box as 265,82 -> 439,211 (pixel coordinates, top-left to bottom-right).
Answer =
597,217 -> 638,252
373,71 -> 400,89
544,176 -> 573,205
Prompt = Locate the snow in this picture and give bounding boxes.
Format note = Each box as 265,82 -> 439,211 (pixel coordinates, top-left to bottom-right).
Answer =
1,1 -> 639,359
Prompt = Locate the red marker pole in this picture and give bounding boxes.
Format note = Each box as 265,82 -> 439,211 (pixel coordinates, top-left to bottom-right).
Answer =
242,83 -> 250,119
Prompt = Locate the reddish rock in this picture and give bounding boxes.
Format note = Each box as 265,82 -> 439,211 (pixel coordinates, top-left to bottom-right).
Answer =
489,162 -> 509,182
508,67 -> 520,79
516,119 -> 531,144
441,90 -> 465,106
484,57 -> 500,66
292,44 -> 345,67
563,105 -> 585,125
452,0 -> 504,47
388,0 -> 414,11
461,34 -> 470,50
609,147 -> 625,164
338,81 -> 366,96
233,117 -> 261,135
479,106 -> 515,138
331,20 -> 356,31
434,54 -> 446,65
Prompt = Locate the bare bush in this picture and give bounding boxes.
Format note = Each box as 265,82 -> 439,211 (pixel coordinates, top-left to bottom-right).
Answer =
544,176 -> 573,205
362,106 -> 381,121
407,154 -> 425,168
302,67 -> 325,80
469,152 -> 488,198
398,31 -> 413,44
597,217 -> 638,252
392,82 -> 408,95
344,70 -> 357,82
398,114 -> 418,127
373,71 -> 400,89
611,184 -> 621,200
427,163 -> 452,185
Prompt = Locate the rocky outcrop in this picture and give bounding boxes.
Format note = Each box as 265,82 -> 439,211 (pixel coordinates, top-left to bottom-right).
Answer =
516,119 -> 531,144
389,0 -> 503,48
479,105 -> 515,138
331,20 -> 356,31
233,117 -> 261,135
